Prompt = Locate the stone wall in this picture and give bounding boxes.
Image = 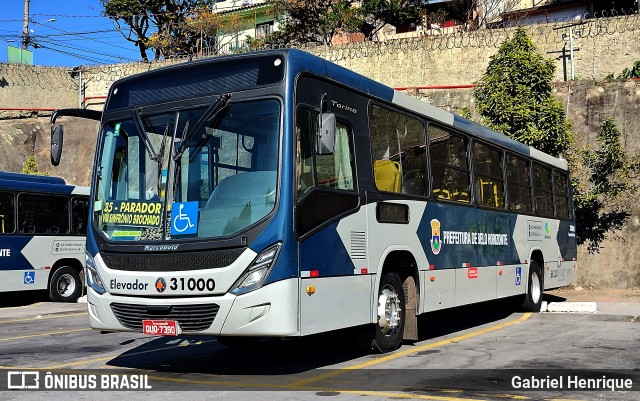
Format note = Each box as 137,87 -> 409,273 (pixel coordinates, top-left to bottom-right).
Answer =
317,16 -> 640,88
0,63 -> 78,119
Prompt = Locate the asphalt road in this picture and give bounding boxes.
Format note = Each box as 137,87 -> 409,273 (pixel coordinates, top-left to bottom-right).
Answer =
0,290 -> 639,401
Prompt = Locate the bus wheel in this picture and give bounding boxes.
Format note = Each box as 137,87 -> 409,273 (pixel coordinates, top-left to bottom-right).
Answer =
49,266 -> 82,303
522,261 -> 543,312
373,272 -> 406,353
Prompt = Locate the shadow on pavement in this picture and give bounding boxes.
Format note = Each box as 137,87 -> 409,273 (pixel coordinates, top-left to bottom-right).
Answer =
103,296 -> 544,376
0,290 -> 48,308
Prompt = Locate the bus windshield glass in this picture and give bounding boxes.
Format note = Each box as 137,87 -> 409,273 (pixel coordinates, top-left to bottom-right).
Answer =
94,98 -> 280,242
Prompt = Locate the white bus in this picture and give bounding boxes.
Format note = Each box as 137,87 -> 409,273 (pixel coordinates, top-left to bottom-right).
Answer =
51,49 -> 577,351
0,172 -> 89,302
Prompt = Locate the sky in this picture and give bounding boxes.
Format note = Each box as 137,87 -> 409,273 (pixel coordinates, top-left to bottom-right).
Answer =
1,0 -> 145,67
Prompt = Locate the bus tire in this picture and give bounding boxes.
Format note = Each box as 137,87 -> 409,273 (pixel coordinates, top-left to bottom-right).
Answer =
522,260 -> 544,312
49,266 -> 82,303
372,272 -> 406,353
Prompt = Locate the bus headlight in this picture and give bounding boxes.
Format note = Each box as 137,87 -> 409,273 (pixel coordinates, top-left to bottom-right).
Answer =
231,243 -> 282,295
85,252 -> 106,295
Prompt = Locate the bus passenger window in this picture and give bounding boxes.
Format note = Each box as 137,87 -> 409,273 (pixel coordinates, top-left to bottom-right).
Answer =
472,142 -> 505,208
369,105 -> 426,196
0,192 -> 15,234
506,154 -> 532,213
429,126 -> 470,203
554,171 -> 570,219
18,194 -> 70,235
533,163 -> 554,217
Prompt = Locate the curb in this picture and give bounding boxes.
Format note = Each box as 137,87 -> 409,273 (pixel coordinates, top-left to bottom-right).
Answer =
541,301 -> 598,313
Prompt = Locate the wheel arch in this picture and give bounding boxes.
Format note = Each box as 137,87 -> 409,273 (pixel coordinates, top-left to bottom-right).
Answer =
376,248 -> 421,341
49,258 -> 84,287
378,249 -> 420,299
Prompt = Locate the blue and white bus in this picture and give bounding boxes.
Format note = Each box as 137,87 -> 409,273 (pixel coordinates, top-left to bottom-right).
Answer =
51,49 -> 577,351
0,172 -> 89,302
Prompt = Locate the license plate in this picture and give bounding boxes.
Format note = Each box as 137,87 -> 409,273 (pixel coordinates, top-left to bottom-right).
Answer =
142,320 -> 180,336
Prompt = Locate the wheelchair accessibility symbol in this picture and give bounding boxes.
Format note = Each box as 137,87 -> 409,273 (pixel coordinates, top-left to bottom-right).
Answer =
170,201 -> 198,236
515,267 -> 522,286
24,271 -> 35,285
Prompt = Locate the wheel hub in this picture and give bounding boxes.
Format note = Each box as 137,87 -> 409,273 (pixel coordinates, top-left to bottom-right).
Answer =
58,273 -> 76,297
531,271 -> 541,304
377,287 -> 402,335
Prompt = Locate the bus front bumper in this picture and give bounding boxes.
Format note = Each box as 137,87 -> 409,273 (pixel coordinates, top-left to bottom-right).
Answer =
86,277 -> 300,337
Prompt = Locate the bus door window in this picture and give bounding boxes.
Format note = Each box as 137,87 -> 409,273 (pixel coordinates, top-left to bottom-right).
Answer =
506,154 -> 532,213
533,163 -> 554,217
472,141 -> 505,208
71,197 -> 90,235
370,105 -> 426,196
296,108 -> 356,196
0,192 -> 15,234
297,108 -> 317,196
429,126 -> 470,203
18,194 -> 70,235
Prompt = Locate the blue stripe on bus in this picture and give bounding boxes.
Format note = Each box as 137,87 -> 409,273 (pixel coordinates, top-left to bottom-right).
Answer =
417,203 -> 519,269
298,222 -> 354,277
0,237 -> 35,270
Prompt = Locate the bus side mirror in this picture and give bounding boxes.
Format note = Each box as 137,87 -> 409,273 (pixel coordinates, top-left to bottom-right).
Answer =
316,112 -> 336,155
51,125 -> 64,166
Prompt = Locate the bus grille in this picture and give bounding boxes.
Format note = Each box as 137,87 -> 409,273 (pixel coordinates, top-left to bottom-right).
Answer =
101,248 -> 245,272
110,303 -> 220,332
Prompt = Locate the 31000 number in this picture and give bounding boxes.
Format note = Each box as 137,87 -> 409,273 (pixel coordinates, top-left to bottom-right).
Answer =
169,277 -> 215,292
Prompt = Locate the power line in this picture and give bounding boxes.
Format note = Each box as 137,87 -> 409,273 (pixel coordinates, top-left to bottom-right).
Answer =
32,21 -> 144,59
36,29 -> 116,37
38,39 -> 130,61
37,44 -> 113,64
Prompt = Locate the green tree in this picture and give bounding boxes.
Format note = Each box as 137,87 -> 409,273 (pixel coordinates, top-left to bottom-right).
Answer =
473,29 -> 640,252
358,0 -> 428,38
573,119 -> 640,252
266,0 -> 428,46
618,60 -> 640,79
473,28 -> 571,157
267,0 -> 361,45
101,0 -> 208,60
22,155 -> 49,176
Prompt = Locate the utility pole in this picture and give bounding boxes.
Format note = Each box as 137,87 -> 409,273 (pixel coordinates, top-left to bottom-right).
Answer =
21,0 -> 30,49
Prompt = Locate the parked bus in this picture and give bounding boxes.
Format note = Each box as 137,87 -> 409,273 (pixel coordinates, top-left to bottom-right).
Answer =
50,49 -> 576,352
0,172 -> 89,302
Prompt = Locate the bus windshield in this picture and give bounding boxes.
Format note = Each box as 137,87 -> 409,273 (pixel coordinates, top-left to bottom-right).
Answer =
94,98 -> 281,242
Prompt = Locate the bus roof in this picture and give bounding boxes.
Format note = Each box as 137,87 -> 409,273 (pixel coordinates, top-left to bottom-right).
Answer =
0,172 -> 89,195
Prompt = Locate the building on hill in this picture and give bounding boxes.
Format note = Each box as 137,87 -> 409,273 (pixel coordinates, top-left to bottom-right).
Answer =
208,0 -> 279,55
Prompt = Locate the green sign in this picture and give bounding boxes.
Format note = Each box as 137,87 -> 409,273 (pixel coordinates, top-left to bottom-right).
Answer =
7,46 -> 33,65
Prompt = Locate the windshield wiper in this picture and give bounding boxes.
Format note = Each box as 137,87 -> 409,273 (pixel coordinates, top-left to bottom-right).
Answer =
173,93 -> 231,162
132,107 -> 161,162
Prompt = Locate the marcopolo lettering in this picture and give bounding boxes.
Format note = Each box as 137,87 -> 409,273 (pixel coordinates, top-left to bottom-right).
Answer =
110,279 -> 149,291
144,244 -> 180,251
